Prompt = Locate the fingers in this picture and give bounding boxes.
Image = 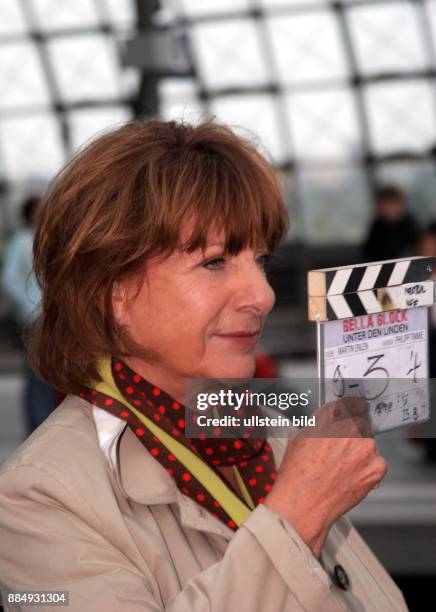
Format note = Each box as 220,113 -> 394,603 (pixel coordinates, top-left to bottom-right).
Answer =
309,397 -> 379,439
351,414 -> 374,438
324,397 -> 373,438
333,396 -> 369,419
369,454 -> 388,490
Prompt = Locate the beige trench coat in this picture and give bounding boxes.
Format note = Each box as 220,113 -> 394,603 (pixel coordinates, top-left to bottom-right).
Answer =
0,395 -> 408,611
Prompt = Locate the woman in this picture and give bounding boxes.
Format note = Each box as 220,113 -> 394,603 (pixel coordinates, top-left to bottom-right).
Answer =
0,120 -> 407,611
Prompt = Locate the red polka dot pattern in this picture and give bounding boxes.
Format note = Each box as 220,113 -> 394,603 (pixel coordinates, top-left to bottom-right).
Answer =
80,357 -> 277,533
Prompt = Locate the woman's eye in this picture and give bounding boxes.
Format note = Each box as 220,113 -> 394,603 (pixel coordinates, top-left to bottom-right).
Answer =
203,257 -> 226,271
256,253 -> 271,269
202,253 -> 272,271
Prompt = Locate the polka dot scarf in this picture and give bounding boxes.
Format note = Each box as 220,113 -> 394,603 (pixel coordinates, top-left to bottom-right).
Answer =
80,357 -> 277,531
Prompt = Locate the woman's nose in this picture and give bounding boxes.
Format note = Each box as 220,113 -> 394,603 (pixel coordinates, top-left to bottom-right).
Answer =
232,264 -> 276,315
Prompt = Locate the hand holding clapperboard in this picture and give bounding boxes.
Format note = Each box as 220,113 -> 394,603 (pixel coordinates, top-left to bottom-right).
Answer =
308,256 -> 436,433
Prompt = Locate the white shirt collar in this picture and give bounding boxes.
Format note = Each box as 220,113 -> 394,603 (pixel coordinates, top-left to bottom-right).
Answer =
92,406 -> 127,473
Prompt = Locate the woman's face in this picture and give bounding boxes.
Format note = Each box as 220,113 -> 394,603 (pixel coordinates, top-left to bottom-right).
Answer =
114,231 -> 275,400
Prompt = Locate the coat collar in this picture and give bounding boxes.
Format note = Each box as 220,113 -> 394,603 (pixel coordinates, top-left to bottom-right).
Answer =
116,422 -> 236,539
114,418 -> 287,541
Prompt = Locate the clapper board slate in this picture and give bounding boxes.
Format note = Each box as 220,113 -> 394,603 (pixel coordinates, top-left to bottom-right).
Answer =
308,256 -> 436,434
308,256 -> 434,321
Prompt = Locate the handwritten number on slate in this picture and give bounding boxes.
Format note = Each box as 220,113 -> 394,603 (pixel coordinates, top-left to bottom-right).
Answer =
332,354 -> 390,401
361,354 -> 389,400
333,365 -> 345,398
406,350 -> 421,383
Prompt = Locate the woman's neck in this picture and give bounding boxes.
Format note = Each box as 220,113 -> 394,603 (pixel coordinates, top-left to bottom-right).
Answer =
122,356 -> 187,404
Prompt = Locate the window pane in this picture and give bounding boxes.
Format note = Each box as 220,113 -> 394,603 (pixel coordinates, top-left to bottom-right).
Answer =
348,2 -> 429,75
0,114 -> 65,180
159,78 -> 198,99
104,0 -> 135,29
69,106 -> 131,151
259,0 -> 329,8
180,0 -> 251,17
47,34 -> 121,102
210,94 -> 285,163
30,0 -> 100,30
0,42 -> 50,110
191,19 -> 268,89
158,78 -> 205,123
297,167 -> 371,244
286,88 -> 362,161
266,11 -> 348,85
365,80 -> 436,154
0,0 -> 28,36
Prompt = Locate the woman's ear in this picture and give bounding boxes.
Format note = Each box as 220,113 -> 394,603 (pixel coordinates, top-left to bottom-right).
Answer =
112,281 -> 129,327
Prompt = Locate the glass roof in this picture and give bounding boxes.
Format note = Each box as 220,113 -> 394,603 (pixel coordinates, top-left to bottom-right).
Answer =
1,0 -> 436,244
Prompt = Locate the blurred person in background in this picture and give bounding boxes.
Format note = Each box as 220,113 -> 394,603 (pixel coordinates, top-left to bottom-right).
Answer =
362,185 -> 419,262
0,120 -> 407,611
1,196 -> 57,436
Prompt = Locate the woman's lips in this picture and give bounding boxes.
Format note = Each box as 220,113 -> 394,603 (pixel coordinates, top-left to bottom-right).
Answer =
214,330 -> 260,346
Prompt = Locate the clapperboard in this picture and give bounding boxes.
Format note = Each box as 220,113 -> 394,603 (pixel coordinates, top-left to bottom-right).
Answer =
308,256 -> 435,433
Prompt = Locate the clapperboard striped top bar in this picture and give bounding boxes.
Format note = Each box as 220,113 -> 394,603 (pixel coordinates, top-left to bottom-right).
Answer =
308,256 -> 434,297
307,256 -> 436,321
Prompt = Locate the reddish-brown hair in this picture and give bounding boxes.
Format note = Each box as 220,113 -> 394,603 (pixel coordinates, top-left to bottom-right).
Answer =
27,119 -> 289,393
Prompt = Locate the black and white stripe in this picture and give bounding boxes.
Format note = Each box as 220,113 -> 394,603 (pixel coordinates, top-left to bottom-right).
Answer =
324,257 -> 434,296
324,281 -> 435,320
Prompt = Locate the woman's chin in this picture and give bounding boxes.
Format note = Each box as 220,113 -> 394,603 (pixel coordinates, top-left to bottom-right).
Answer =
205,355 -> 256,380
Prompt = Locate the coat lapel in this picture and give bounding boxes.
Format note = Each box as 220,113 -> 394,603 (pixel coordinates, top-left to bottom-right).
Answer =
115,414 -> 288,542
116,425 -> 236,540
